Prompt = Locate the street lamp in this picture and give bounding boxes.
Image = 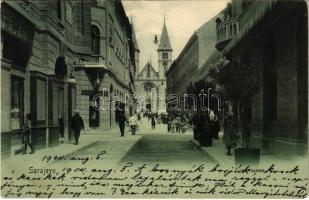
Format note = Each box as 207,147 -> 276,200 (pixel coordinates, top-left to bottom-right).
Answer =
154,35 -> 158,44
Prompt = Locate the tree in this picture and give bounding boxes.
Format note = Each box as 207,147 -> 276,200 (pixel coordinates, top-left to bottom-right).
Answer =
186,80 -> 217,112
208,57 -> 260,148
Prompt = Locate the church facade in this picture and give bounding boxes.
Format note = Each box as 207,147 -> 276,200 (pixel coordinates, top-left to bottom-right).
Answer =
135,20 -> 173,113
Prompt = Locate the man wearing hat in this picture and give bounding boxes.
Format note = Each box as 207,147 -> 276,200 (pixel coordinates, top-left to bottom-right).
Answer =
71,110 -> 84,145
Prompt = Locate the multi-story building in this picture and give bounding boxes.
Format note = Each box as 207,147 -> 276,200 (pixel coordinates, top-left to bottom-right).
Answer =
1,0 -> 137,158
208,0 -> 307,155
166,14 -> 220,112
74,0 -> 136,130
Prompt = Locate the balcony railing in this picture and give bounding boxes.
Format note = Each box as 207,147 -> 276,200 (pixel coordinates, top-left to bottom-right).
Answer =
215,16 -> 239,51
78,55 -> 106,69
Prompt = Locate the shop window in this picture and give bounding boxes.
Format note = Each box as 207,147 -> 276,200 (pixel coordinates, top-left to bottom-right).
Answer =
59,87 -> 64,121
11,76 -> 24,130
37,79 -> 47,126
53,83 -> 59,125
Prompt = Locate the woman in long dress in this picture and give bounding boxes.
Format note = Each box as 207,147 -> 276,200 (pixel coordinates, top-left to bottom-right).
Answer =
223,112 -> 238,155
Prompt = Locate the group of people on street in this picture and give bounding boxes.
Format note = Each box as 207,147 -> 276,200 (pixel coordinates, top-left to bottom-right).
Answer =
164,109 -> 238,156
191,109 -> 238,155
166,115 -> 189,133
191,110 -> 220,147
22,106 -> 237,157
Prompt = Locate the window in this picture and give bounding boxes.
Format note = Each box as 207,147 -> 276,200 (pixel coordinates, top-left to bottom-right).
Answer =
59,87 -> 64,120
37,79 -> 47,126
78,0 -> 84,34
11,76 -> 24,130
163,61 -> 168,66
3,33 -> 31,68
91,25 -> 100,54
66,2 -> 73,25
162,52 -> 168,59
57,0 -> 61,20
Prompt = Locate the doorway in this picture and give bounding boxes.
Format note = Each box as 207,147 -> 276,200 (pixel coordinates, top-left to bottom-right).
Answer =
89,94 -> 100,128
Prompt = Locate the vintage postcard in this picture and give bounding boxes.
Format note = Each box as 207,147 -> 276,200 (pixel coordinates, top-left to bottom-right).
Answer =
1,0 -> 308,198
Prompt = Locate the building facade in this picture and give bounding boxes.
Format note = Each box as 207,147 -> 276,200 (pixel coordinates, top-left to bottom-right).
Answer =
1,0 -> 136,158
211,0 -> 307,154
166,14 -> 220,112
135,19 -> 172,113
74,0 -> 136,130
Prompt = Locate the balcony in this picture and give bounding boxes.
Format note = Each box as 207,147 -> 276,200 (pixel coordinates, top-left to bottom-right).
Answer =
215,16 -> 239,51
78,55 -> 106,69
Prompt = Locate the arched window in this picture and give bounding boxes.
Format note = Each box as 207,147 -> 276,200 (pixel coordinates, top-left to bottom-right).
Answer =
91,25 -> 100,55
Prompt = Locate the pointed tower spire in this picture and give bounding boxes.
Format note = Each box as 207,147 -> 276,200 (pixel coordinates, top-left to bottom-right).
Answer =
158,16 -> 172,50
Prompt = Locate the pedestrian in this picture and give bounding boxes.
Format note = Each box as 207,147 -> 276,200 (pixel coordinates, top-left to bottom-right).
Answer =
23,113 -> 34,154
129,114 -> 138,135
71,110 -> 84,145
116,105 -> 127,137
137,112 -> 141,121
191,112 -> 198,140
210,111 -> 220,139
58,114 -> 64,138
171,117 -> 176,133
181,116 -> 188,134
151,114 -> 156,129
223,112 -> 238,155
167,116 -> 172,132
196,111 -> 212,147
175,116 -> 181,132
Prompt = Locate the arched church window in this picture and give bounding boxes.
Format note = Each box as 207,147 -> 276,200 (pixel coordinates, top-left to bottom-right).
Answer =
91,25 -> 100,55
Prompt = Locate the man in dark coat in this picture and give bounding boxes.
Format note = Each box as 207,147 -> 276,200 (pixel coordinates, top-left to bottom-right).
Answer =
71,110 -> 84,145
116,105 -> 127,137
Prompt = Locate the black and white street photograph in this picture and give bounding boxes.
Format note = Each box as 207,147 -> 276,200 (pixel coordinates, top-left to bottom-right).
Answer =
1,0 -> 308,198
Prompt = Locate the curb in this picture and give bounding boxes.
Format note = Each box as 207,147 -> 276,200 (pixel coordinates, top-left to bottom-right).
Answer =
61,141 -> 102,160
191,139 -> 220,164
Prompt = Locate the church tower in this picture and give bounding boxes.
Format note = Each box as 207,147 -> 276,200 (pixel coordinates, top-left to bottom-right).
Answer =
157,17 -> 173,80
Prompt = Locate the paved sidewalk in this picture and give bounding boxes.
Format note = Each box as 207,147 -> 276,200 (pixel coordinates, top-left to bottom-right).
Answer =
1,127 -> 142,171
192,131 -> 234,166
192,131 -> 308,167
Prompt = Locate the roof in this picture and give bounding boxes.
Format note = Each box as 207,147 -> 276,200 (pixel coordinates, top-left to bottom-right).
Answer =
158,19 -> 172,51
138,61 -> 158,76
166,11 -> 222,76
131,21 -> 139,51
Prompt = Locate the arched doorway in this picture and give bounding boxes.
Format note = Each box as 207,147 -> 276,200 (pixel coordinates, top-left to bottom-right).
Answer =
143,81 -> 158,113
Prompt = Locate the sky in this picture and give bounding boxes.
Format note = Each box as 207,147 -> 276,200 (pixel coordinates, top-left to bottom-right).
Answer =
122,0 -> 229,72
